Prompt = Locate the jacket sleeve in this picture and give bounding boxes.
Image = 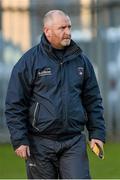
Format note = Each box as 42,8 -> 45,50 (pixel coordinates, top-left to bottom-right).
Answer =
82,54 -> 105,143
5,55 -> 33,150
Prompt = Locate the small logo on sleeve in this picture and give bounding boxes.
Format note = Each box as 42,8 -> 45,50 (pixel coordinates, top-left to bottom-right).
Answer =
78,67 -> 84,76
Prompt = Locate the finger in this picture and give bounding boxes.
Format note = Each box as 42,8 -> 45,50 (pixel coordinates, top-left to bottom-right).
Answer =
15,149 -> 21,157
21,149 -> 27,159
15,145 -> 30,159
16,151 -> 23,158
93,140 -> 103,149
15,149 -> 27,159
97,141 -> 103,149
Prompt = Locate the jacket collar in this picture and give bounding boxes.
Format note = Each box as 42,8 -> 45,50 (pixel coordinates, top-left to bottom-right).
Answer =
40,33 -> 82,62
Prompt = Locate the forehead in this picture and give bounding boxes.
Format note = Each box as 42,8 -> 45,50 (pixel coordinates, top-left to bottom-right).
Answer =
52,15 -> 71,26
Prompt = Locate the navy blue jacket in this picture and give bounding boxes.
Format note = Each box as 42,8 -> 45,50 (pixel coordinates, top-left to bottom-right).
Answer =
5,34 -> 105,149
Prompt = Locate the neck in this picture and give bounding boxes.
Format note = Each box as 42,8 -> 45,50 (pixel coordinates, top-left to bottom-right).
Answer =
44,34 -> 65,50
52,45 -> 65,50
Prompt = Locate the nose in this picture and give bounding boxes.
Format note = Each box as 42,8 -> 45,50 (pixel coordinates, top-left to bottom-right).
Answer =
65,27 -> 71,36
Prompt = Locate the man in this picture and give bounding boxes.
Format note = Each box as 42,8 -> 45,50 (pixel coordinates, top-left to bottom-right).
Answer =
5,10 -> 105,179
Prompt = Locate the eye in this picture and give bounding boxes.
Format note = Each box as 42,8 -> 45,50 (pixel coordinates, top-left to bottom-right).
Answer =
60,26 -> 65,30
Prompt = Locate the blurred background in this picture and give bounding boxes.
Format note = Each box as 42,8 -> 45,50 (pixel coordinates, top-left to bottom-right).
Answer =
0,0 -> 120,179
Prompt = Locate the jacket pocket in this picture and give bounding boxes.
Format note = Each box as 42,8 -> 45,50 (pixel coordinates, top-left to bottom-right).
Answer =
30,101 -> 56,131
32,102 -> 39,131
69,102 -> 86,125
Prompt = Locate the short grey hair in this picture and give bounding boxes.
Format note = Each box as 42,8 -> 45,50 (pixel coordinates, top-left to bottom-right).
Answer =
43,10 -> 69,27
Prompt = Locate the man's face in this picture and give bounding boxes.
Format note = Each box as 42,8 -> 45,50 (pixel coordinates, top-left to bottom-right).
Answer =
45,15 -> 71,49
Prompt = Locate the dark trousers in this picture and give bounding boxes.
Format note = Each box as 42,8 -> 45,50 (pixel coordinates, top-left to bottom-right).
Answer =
26,133 -> 91,179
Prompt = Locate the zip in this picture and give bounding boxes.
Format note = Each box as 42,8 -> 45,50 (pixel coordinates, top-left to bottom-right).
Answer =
32,102 -> 40,131
64,62 -> 68,124
60,61 -> 63,120
60,61 -> 68,123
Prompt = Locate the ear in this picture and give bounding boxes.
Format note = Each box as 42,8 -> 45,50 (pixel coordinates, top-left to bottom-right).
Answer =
44,27 -> 51,38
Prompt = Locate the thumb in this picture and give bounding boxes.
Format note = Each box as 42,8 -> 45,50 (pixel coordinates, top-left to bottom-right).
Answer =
90,140 -> 96,149
26,146 -> 30,157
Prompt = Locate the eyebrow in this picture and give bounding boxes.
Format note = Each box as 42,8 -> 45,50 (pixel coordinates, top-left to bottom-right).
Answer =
58,24 -> 71,28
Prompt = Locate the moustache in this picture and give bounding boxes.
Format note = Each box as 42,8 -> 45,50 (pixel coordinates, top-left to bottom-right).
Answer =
63,35 -> 71,39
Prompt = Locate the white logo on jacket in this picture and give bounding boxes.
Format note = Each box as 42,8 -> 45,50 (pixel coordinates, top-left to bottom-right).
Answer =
38,67 -> 52,77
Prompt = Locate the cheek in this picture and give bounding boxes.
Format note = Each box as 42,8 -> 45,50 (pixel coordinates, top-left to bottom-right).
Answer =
59,35 -> 64,42
55,35 -> 62,42
52,31 -> 63,43
56,31 -> 64,39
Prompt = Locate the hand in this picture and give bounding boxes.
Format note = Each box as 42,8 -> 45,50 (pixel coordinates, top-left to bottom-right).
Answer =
90,139 -> 104,150
15,145 -> 30,159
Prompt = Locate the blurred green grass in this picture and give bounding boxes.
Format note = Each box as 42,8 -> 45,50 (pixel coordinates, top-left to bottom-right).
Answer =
0,143 -> 120,179
0,144 -> 26,179
88,143 -> 120,179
